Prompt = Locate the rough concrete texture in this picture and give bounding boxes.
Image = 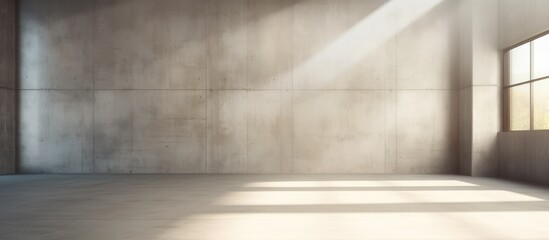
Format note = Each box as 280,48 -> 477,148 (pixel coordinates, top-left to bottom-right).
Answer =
3,174 -> 549,239
0,0 -> 16,90
19,90 -> 94,173
19,0 -> 461,173
0,89 -> 15,174
93,90 -> 206,173
0,0 -> 16,174
497,0 -> 549,185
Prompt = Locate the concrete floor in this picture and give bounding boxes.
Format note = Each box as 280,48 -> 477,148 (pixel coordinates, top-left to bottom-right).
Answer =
1,174 -> 549,240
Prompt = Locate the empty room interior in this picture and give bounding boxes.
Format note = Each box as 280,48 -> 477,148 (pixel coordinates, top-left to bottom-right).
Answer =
2,0 -> 549,239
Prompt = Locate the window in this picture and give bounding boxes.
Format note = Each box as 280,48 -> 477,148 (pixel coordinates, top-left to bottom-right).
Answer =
505,33 -> 549,131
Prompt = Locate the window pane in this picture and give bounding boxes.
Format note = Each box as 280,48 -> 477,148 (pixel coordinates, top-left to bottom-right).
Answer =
510,84 -> 531,131
509,43 -> 531,85
533,79 -> 549,130
533,34 -> 549,79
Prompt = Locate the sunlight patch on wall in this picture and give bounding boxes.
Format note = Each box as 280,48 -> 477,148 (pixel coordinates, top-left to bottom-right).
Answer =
292,0 -> 445,89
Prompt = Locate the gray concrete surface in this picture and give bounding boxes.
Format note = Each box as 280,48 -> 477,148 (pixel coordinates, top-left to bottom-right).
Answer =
0,89 -> 15,174
498,0 -> 549,49
0,0 -> 16,90
498,131 -> 549,185
18,0 -> 461,174
2,174 -> 549,239
0,0 -> 16,174
497,0 -> 549,185
458,0 -> 500,177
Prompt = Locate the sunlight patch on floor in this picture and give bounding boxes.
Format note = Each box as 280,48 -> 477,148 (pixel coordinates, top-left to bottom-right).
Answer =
244,180 -> 478,188
215,190 -> 543,206
162,212 -> 549,240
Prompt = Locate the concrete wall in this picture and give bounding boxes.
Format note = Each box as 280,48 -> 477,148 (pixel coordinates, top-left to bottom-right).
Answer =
499,131 -> 549,185
19,0 -> 461,173
498,0 -> 549,49
498,0 -> 549,184
458,0 -> 500,177
0,0 -> 16,174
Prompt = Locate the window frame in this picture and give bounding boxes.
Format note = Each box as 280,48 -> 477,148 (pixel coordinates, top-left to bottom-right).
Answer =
503,30 -> 549,132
